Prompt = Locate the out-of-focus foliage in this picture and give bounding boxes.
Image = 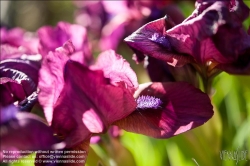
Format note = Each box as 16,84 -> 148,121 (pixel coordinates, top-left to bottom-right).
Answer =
2,1 -> 249,166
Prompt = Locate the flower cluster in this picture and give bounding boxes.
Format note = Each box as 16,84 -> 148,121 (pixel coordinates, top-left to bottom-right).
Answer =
125,0 -> 250,75
1,0 -> 249,165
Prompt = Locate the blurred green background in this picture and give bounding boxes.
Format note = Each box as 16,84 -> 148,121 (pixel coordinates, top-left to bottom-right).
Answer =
1,1 -> 249,166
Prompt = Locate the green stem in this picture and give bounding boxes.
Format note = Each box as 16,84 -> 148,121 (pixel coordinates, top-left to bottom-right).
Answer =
199,64 -> 213,96
192,63 -> 214,96
201,76 -> 212,96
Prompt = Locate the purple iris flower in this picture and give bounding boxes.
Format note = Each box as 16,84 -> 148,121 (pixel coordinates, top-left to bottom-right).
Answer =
73,0 -> 185,51
0,104 -> 87,165
0,104 -> 59,163
38,21 -> 92,65
115,82 -> 213,138
38,40 -> 213,163
130,7 -> 199,87
38,41 -> 138,148
125,0 -> 250,76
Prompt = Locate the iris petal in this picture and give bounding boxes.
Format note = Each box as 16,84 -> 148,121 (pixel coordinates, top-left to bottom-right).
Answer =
114,82 -> 213,138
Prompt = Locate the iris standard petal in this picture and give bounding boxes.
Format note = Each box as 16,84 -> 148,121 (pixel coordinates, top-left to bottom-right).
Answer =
93,50 -> 138,93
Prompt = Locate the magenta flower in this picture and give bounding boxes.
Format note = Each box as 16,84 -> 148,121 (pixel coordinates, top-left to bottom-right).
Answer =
125,0 -> 250,75
38,41 -> 138,148
38,21 -> 92,65
38,40 -> 213,160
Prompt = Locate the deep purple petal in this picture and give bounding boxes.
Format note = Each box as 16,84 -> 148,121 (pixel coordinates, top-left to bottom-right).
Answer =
145,56 -> 175,82
229,0 -> 249,23
211,26 -> 247,62
0,105 -> 58,161
204,0 -> 249,62
216,50 -> 250,74
166,2 -> 235,64
80,0 -> 248,75
172,0 -> 249,65
0,58 -> 40,86
196,0 -> 249,23
0,78 -> 26,106
51,61 -> 136,147
0,58 -> 39,108
124,17 -> 193,67
114,82 -> 213,138
0,82 -> 15,106
145,56 -> 199,87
